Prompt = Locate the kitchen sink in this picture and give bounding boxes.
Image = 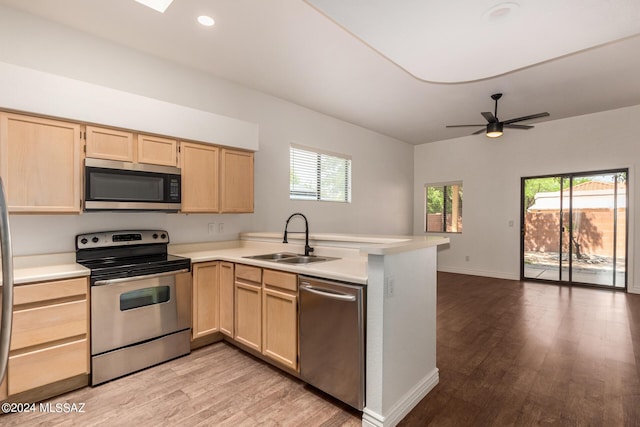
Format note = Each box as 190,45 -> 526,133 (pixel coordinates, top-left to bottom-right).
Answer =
276,255 -> 338,264
243,253 -> 339,264
244,252 -> 298,260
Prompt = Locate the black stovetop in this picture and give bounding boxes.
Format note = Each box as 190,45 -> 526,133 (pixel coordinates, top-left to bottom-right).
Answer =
75,230 -> 191,284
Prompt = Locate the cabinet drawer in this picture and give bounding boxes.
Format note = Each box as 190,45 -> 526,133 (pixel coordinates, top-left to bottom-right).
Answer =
11,300 -> 87,351
263,269 -> 297,292
8,339 -> 88,395
14,277 -> 87,306
235,264 -> 262,283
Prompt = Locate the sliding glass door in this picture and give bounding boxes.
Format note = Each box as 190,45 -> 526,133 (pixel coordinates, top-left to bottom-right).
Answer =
521,169 -> 627,289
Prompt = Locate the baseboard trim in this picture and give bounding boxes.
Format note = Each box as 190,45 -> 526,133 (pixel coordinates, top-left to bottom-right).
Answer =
362,368 -> 439,427
437,266 -> 519,281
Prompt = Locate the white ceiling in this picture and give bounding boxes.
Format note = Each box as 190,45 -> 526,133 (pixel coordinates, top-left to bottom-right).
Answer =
1,0 -> 640,145
307,0 -> 640,82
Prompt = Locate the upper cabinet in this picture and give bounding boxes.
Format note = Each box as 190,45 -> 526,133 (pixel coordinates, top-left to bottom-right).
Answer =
85,125 -> 177,167
221,148 -> 254,213
137,134 -> 178,167
180,143 -> 254,214
85,126 -> 134,162
0,112 -> 82,213
0,110 -> 253,215
181,142 -> 220,213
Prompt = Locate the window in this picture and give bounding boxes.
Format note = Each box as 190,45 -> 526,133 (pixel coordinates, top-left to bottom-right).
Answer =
290,144 -> 351,202
425,182 -> 463,233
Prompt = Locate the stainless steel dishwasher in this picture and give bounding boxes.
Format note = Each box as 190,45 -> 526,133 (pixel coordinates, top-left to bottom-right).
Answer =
299,275 -> 365,410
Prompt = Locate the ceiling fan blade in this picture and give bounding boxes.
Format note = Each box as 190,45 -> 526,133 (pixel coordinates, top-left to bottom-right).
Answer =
504,124 -> 533,130
481,112 -> 497,123
471,128 -> 486,135
502,112 -> 550,125
446,124 -> 486,128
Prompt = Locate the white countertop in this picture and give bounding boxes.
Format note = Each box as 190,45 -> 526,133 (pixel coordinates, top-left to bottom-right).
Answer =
169,240 -> 369,284
6,253 -> 90,285
240,232 -> 449,255
2,233 -> 448,286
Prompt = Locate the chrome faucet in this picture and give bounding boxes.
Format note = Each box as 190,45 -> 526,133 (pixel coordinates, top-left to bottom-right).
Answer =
283,212 -> 314,256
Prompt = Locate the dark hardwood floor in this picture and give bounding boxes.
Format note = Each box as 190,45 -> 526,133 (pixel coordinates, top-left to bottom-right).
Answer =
400,272 -> 640,426
3,272 -> 640,426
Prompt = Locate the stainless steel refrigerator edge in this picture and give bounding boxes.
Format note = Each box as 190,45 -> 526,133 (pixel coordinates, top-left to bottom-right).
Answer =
298,276 -> 365,410
0,178 -> 14,385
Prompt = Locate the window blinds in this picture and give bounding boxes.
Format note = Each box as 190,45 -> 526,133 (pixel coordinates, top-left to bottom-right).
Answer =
290,144 -> 351,202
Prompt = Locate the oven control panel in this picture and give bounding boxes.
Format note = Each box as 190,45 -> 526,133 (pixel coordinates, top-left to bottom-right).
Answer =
76,230 -> 169,249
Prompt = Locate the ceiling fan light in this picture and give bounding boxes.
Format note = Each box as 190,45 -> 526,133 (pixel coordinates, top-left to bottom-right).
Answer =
486,122 -> 503,138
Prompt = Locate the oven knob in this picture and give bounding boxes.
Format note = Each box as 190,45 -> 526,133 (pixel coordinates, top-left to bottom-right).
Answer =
80,238 -> 88,245
153,233 -> 158,239
161,233 -> 167,240
92,237 -> 99,243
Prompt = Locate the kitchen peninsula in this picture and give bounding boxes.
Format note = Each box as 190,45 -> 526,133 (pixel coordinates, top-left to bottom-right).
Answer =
170,232 -> 449,427
3,232 -> 447,427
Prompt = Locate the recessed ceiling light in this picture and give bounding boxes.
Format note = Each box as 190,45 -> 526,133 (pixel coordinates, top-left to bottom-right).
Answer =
135,0 -> 174,13
482,2 -> 520,22
197,15 -> 215,27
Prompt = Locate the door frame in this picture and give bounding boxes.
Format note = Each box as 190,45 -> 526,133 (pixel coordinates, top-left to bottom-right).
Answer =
520,168 -> 629,291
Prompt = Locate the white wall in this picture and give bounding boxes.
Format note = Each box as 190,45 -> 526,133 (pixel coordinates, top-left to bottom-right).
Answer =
0,5 -> 414,255
414,105 -> 638,292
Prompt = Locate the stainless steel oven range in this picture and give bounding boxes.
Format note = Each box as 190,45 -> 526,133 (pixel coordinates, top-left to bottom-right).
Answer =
76,230 -> 191,386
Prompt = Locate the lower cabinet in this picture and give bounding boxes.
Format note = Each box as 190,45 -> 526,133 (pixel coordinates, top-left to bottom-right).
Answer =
192,261 -> 220,339
188,262 -> 300,373
262,269 -> 298,371
234,265 -> 262,352
219,262 -> 235,337
4,277 -> 89,398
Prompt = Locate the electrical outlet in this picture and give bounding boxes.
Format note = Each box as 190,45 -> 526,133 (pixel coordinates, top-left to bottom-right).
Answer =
465,255 -> 470,262
208,223 -> 216,235
508,220 -> 514,227
218,223 -> 224,233
384,276 -> 395,298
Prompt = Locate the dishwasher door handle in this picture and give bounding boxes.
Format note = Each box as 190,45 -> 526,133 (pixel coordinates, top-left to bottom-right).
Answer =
300,283 -> 356,302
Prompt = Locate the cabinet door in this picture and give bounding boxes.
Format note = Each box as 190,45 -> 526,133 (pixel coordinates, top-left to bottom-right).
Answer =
234,281 -> 262,352
0,113 -> 81,213
85,125 -> 134,162
137,134 -> 178,167
192,262 -> 219,339
262,288 -> 298,371
219,262 -> 235,337
220,149 -> 254,213
180,142 -> 219,213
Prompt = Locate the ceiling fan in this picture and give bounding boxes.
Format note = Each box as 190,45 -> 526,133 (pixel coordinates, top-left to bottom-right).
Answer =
446,93 -> 550,138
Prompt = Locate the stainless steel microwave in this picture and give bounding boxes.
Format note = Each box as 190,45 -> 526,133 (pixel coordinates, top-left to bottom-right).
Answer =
84,158 -> 181,211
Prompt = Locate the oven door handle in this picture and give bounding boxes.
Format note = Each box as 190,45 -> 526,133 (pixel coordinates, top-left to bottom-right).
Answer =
93,269 -> 190,286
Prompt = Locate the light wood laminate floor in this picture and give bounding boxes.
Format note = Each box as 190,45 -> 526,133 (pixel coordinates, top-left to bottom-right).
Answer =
1,342 -> 361,426
3,272 -> 640,426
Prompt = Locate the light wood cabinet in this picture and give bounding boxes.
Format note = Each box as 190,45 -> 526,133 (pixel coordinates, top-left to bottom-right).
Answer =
0,113 -> 81,213
262,269 -> 298,371
85,126 -> 134,162
234,265 -> 262,352
180,142 -> 254,214
137,134 -> 178,167
180,142 -> 219,213
7,277 -> 89,396
219,262 -> 235,337
85,126 -> 178,167
192,261 -> 219,339
220,149 -> 254,213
